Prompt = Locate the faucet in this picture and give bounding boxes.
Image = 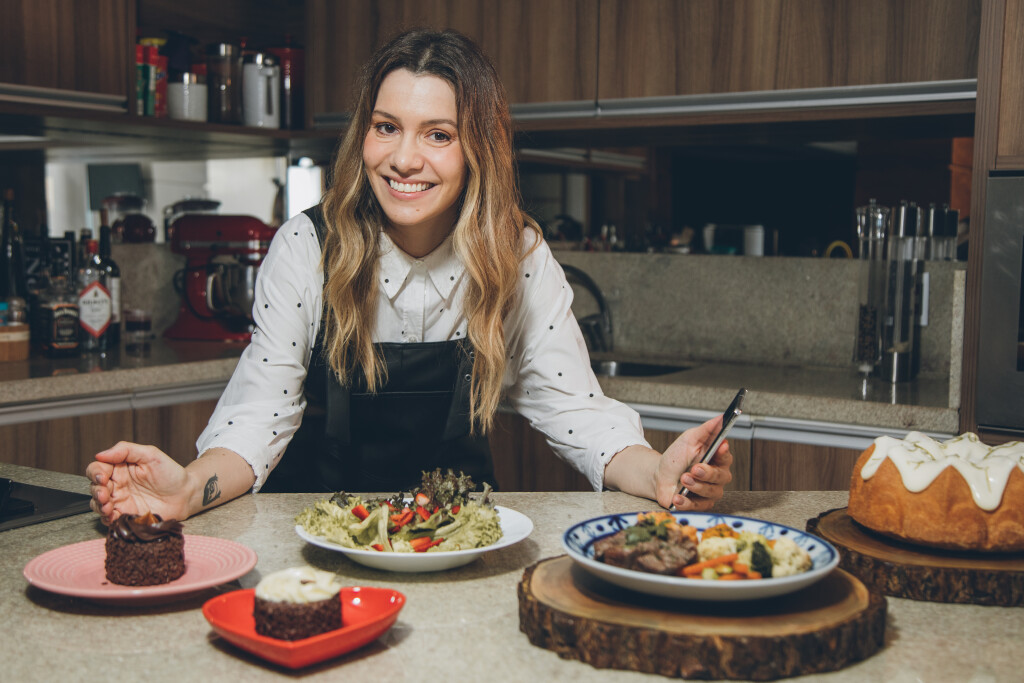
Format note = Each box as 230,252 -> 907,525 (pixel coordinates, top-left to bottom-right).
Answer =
560,263 -> 613,353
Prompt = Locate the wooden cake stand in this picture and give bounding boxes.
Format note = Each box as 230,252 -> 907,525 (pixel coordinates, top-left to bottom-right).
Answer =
518,556 -> 886,681
808,508 -> 1024,606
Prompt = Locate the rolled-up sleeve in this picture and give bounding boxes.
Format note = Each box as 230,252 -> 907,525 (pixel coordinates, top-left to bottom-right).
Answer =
503,235 -> 649,490
195,213 -> 323,492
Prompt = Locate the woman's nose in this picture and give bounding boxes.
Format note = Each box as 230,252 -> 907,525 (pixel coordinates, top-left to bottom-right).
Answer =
389,134 -> 424,175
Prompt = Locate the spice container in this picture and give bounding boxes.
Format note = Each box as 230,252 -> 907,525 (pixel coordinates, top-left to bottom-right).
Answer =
207,43 -> 242,124
168,70 -> 207,121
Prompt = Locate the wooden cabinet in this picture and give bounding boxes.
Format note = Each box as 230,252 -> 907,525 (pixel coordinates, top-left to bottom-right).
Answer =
306,0 -> 598,121
0,409 -> 134,476
0,399 -> 218,477
596,0 -> 981,100
488,412 -> 752,493
0,0 -> 132,99
133,399 -> 219,467
750,439 -> 862,491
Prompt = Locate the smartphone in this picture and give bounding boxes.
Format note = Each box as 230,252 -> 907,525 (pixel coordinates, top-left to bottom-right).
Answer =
675,388 -> 746,501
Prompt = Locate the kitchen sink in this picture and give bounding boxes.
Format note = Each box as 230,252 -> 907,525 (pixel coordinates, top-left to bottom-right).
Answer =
590,359 -> 690,377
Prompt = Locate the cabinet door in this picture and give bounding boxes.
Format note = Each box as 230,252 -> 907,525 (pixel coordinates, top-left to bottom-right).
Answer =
597,0 -> 980,100
489,411 -> 592,492
0,0 -> 131,97
307,0 -> 598,120
0,410 -> 134,476
644,428 -> 751,492
133,399 -> 219,467
750,438 -> 862,491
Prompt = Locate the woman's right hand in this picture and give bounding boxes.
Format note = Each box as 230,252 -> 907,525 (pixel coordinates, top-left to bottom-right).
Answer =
86,442 -> 193,525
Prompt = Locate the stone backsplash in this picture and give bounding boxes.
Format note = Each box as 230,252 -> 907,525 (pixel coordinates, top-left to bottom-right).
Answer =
112,243 -> 966,387
555,251 -> 966,382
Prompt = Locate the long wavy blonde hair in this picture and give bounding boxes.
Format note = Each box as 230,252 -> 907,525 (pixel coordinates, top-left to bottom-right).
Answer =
319,29 -> 539,433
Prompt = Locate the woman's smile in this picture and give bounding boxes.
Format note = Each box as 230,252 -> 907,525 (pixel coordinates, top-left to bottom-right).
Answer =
363,69 -> 467,257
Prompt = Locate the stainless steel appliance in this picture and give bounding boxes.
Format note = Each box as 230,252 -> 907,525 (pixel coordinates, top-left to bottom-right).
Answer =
976,171 -> 1024,434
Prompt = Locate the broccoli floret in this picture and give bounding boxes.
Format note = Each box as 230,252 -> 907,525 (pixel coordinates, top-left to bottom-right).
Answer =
750,541 -> 773,577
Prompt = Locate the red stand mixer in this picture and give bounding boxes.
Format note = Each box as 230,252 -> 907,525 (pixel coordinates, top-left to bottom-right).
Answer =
164,214 -> 277,342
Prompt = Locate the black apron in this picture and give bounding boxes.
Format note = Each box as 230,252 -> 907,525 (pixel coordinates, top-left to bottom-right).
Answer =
261,206 -> 493,493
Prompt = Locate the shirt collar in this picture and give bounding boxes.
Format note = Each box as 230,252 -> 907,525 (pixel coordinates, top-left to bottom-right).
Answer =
378,231 -> 464,300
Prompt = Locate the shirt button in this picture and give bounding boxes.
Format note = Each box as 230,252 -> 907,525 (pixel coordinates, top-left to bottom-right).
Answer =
407,335 -> 420,343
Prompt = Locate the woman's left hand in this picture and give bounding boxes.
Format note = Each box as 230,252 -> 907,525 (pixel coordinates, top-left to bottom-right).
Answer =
655,415 -> 734,511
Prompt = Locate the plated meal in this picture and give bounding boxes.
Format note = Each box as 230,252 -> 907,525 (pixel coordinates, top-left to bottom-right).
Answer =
295,469 -> 532,572
593,511 -> 812,580
848,431 -> 1024,552
563,511 -> 839,601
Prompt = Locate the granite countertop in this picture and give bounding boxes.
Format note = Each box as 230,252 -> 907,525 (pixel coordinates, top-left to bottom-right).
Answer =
1,463 -> 1016,682
0,342 -> 957,433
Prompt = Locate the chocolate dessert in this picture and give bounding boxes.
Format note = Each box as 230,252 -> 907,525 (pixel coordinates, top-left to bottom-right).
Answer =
253,567 -> 343,640
104,512 -> 185,586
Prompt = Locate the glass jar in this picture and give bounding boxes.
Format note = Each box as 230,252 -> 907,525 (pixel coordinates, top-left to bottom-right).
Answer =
207,43 -> 242,124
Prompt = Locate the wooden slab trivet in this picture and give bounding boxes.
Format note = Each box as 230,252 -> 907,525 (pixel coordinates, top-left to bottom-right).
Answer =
808,508 -> 1024,606
518,556 -> 886,681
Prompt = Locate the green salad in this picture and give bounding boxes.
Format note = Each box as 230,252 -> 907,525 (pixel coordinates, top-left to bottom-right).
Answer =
295,469 -> 502,553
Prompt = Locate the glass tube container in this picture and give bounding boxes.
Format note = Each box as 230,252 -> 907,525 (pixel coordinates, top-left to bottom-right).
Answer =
853,200 -> 888,376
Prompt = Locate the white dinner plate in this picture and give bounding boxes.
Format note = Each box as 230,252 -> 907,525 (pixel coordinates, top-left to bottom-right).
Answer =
295,505 -> 533,573
562,511 -> 839,601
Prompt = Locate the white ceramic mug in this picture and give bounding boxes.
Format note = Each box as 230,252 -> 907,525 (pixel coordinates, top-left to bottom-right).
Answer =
168,75 -> 207,122
242,53 -> 280,128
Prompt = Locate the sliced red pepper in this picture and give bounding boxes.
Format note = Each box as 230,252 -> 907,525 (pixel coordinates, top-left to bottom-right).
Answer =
409,536 -> 444,552
389,508 -> 414,529
451,505 -> 461,514
414,492 -> 431,507
351,504 -> 369,521
415,505 -> 431,522
371,543 -> 384,552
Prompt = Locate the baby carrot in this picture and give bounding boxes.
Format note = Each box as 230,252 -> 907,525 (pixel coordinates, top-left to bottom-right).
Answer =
717,572 -> 743,580
682,553 -> 739,576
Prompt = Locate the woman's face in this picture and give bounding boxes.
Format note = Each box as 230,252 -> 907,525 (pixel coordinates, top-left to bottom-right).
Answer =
363,68 -> 468,252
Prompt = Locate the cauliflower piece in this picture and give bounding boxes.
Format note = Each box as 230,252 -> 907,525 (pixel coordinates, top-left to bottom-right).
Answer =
697,535 -> 738,562
770,537 -> 813,577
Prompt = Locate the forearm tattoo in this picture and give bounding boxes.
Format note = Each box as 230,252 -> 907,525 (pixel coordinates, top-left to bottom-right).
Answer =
202,474 -> 222,506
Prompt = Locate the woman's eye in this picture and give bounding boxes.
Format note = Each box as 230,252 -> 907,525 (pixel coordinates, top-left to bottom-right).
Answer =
375,123 -> 397,135
429,131 -> 451,143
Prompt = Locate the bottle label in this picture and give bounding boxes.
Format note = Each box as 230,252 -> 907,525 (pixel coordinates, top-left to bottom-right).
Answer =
109,277 -> 122,323
78,281 -> 111,339
49,303 -> 80,350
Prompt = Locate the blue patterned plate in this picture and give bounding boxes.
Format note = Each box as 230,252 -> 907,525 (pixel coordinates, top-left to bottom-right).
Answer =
562,511 -> 839,601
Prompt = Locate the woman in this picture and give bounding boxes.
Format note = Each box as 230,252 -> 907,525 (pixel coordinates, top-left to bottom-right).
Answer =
87,29 -> 732,523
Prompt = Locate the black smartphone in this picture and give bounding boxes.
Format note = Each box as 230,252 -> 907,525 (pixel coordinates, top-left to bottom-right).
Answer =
675,388 -> 746,501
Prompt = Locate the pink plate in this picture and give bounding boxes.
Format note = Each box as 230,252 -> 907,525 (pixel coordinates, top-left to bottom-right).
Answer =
202,587 -> 406,669
23,535 -> 258,604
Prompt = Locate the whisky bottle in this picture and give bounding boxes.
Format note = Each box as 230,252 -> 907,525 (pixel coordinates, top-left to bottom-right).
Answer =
76,239 -> 112,353
98,222 -> 121,345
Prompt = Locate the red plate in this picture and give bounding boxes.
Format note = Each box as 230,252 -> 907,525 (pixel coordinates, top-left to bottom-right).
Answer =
202,586 -> 406,669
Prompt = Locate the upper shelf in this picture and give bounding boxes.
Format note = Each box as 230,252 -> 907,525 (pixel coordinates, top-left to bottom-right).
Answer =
0,79 -> 979,162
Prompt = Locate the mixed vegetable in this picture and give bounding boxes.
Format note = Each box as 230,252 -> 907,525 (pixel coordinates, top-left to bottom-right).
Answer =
295,469 -> 502,553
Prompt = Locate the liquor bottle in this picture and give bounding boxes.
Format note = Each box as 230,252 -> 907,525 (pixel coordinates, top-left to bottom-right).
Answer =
76,239 -> 112,352
98,220 -> 121,345
27,229 -> 52,349
77,227 -> 93,273
1,189 -> 27,300
38,273 -> 80,357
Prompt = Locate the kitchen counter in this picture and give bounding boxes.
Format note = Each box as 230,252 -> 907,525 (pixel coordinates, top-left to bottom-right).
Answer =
0,340 -> 956,434
0,462 -> 1016,682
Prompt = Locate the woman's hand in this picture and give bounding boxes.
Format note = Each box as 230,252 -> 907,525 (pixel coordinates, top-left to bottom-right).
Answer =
86,442 -> 193,525
656,415 -> 734,511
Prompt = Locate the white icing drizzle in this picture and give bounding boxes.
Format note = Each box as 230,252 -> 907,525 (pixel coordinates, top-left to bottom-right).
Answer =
254,566 -> 343,603
861,432 -> 1024,511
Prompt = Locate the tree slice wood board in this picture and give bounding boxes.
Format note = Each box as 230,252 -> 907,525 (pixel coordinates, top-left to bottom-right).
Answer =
518,556 -> 886,681
807,508 -> 1024,606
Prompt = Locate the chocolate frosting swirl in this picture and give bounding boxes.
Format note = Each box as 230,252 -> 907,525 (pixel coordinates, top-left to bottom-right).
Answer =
109,512 -> 184,542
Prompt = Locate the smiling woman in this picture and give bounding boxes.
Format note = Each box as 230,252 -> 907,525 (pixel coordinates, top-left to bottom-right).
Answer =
86,29 -> 736,529
362,69 -> 467,257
